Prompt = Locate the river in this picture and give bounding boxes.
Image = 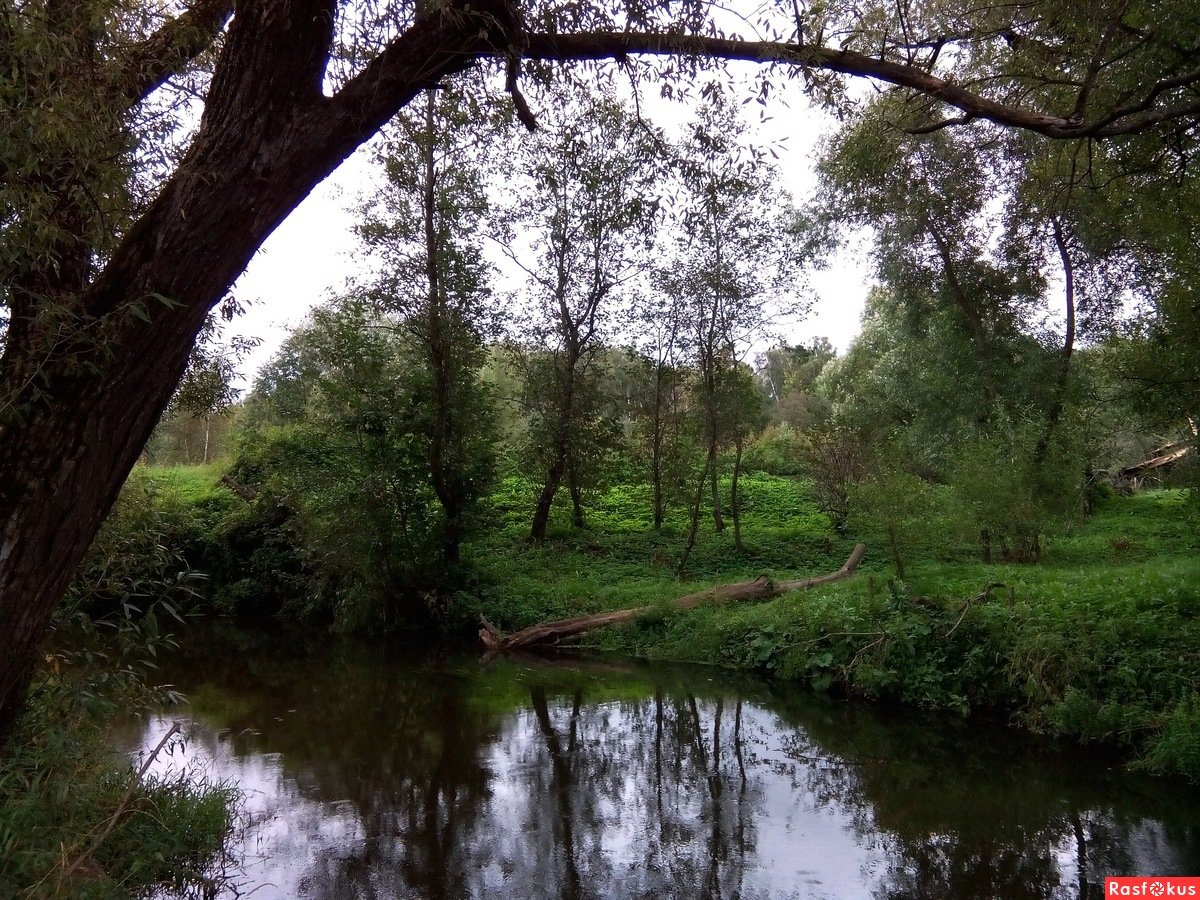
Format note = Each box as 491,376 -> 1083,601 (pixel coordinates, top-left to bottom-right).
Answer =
112,624 -> 1200,898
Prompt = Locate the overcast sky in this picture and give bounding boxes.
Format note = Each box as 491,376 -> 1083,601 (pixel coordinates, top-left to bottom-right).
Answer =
227,73 -> 873,388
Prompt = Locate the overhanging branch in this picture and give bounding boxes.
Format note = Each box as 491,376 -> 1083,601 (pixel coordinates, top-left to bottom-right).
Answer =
519,30 -> 1198,139
113,0 -> 234,104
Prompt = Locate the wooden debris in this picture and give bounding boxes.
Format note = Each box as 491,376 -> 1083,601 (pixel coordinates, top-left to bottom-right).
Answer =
479,544 -> 867,653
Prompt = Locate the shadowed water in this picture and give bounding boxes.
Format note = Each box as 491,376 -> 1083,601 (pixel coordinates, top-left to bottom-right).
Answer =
113,625 -> 1200,899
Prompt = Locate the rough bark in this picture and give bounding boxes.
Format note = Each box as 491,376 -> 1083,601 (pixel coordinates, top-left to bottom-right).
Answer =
480,543 -> 866,653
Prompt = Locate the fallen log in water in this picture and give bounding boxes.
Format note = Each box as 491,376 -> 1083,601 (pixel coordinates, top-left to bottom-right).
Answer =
479,543 -> 867,653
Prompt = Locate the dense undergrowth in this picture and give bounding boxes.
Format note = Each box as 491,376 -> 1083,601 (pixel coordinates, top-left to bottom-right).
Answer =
81,463 -> 1200,780
1,496 -> 239,899
0,668 -> 236,899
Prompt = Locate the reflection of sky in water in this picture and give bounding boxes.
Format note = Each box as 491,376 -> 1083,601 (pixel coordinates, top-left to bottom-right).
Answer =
117,665 -> 1200,900
131,718 -> 369,899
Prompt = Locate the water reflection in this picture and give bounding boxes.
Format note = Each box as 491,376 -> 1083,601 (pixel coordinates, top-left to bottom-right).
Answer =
114,629 -> 1200,899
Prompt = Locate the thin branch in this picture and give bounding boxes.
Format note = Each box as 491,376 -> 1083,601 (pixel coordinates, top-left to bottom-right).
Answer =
1072,0 -> 1133,121
55,722 -> 183,890
905,113 -> 975,134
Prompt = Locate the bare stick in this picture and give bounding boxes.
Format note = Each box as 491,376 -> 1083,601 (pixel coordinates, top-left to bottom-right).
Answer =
55,722 -> 183,890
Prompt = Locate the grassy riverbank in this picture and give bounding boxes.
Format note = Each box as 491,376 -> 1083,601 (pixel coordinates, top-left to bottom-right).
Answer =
470,478 -> 1200,779
86,465 -> 1200,780
0,687 -> 235,899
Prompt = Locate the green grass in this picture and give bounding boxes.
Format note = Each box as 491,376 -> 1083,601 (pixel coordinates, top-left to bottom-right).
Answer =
138,462 -> 234,505
466,479 -> 1200,780
0,687 -> 236,899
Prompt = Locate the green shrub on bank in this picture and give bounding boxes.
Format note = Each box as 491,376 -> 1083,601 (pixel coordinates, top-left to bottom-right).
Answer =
0,683 -> 236,898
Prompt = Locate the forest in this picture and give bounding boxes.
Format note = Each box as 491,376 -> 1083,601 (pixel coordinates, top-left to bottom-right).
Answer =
2,0 -> 1199,896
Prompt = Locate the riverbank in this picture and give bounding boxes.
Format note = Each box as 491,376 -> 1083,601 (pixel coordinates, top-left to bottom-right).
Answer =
470,480 -> 1200,780
94,466 -> 1200,780
0,683 -> 236,898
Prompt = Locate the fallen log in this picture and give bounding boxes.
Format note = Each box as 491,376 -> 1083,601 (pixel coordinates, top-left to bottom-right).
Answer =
479,543 -> 867,653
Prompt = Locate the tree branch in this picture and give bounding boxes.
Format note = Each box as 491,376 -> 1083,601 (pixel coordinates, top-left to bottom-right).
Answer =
1072,0 -> 1132,122
326,0 -> 519,139
519,31 -> 1197,138
113,0 -> 234,104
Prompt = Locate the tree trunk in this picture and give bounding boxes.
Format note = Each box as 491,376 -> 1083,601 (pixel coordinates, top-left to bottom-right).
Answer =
0,0 -> 509,743
420,89 -> 466,566
651,456 -> 665,531
650,364 -> 667,531
730,437 -> 744,552
676,461 -> 710,576
481,544 -> 866,653
530,447 -> 569,543
567,458 -> 585,528
1033,217 -> 1077,471
928,223 -> 998,413
529,343 -> 578,543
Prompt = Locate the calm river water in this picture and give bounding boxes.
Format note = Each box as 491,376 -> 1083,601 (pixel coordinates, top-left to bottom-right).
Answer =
113,625 -> 1200,899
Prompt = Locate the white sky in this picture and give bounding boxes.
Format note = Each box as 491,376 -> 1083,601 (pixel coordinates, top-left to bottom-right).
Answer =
228,75 -> 873,387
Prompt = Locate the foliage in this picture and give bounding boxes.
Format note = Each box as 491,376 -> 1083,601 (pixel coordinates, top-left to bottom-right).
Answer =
354,84 -> 498,563
63,468 -> 216,623
848,471 -> 959,576
742,422 -> 806,476
469,477 -> 1200,780
236,296 -> 496,628
795,422 -> 873,529
0,688 -> 235,899
495,89 -> 663,539
3,467 -> 238,896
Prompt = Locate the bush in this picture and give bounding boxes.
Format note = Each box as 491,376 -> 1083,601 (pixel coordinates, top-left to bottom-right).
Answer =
0,693 -> 236,899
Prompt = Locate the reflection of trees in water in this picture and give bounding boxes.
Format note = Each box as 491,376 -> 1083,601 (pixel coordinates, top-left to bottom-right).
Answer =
248,667 -> 496,900
139,637 -> 1200,900
770,701 -> 1200,900
479,687 -> 761,900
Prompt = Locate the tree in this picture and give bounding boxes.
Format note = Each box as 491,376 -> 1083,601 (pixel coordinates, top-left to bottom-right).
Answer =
1,0 -> 1198,741
355,83 -> 498,564
628,292 -> 693,530
496,91 -> 661,542
757,340 -> 835,429
240,299 -> 463,626
663,96 -> 804,566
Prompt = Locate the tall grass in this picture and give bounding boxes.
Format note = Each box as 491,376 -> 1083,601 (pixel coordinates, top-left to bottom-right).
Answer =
0,692 -> 237,899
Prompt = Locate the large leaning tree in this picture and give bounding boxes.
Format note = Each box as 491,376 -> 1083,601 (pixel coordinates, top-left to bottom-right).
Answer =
0,0 -> 1197,741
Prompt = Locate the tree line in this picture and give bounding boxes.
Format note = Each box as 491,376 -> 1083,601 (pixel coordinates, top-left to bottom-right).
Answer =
139,58 -> 1198,626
